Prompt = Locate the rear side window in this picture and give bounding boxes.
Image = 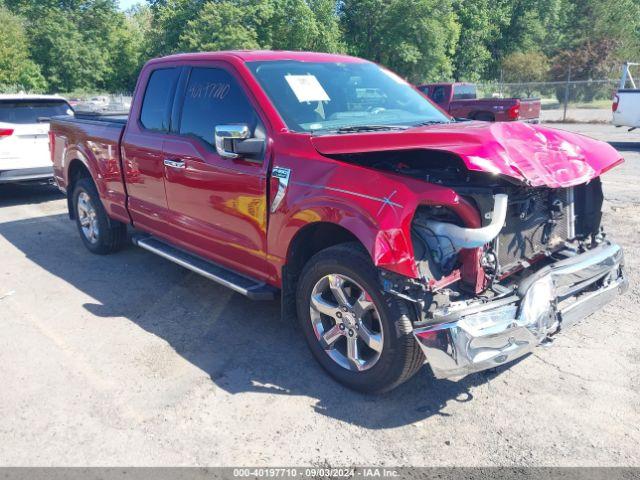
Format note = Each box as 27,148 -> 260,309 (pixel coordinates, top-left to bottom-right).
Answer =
179,67 -> 258,147
140,68 -> 180,131
453,84 -> 477,100
0,100 -> 73,124
431,86 -> 447,104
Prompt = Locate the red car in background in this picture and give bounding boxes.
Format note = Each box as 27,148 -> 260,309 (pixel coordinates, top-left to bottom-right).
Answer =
418,82 -> 541,122
49,51 -> 625,393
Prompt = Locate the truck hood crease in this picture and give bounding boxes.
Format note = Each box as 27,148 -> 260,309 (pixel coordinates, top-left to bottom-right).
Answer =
311,121 -> 623,188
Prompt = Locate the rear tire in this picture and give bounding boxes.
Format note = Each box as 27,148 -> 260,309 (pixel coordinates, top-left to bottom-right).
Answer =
72,177 -> 126,254
296,243 -> 424,393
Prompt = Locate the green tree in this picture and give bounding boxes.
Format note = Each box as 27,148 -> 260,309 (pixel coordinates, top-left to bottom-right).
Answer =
5,0 -> 147,92
341,0 -> 459,83
179,1 -> 260,51
502,51 -> 549,83
307,0 -> 344,52
452,0 -> 510,81
177,0 -> 344,54
148,0 -> 205,57
106,5 -> 153,91
551,0 -> 640,80
26,8 -> 109,91
0,6 -> 46,91
263,0 -> 321,51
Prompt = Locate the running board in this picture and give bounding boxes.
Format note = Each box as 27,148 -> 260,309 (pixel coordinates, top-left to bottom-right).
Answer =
132,235 -> 278,300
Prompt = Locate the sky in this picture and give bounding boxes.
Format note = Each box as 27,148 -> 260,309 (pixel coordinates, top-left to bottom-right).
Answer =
118,0 -> 142,10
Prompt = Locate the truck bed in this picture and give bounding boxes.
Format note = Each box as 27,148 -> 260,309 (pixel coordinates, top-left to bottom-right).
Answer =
72,112 -> 129,125
50,113 -> 129,224
451,97 -> 541,121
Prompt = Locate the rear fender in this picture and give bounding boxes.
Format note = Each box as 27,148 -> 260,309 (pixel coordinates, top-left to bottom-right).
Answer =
62,144 -> 129,224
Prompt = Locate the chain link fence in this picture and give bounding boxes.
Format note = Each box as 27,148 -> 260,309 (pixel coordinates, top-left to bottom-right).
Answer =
476,79 -> 617,123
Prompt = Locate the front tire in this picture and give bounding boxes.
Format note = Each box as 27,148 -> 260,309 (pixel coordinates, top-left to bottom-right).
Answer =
296,243 -> 424,393
72,177 -> 126,254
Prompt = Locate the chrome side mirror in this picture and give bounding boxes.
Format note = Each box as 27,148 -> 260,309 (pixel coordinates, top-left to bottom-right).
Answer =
214,124 -> 250,159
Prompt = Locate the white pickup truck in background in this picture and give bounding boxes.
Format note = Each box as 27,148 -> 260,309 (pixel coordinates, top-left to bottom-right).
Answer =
613,62 -> 640,131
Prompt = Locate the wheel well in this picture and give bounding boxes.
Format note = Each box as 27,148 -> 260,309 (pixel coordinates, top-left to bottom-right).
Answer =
66,160 -> 91,219
473,111 -> 495,121
286,223 -> 363,276
280,222 -> 365,321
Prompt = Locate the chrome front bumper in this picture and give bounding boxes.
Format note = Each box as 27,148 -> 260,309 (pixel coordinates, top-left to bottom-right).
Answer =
413,242 -> 628,379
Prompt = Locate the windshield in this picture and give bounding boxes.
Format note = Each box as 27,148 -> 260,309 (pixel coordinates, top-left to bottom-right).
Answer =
247,61 -> 449,133
0,100 -> 73,124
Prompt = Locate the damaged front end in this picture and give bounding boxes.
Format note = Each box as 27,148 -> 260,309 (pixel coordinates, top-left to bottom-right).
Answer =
380,168 -> 627,379
408,241 -> 626,378
316,126 -> 628,379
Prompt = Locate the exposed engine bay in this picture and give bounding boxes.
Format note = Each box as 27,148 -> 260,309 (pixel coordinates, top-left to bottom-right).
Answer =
330,148 -> 608,322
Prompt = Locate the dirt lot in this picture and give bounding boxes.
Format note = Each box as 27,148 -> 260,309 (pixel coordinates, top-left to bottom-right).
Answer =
542,107 -> 613,123
0,124 -> 638,467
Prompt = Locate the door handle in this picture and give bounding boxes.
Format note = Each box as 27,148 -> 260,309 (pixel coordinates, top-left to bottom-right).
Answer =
164,158 -> 185,169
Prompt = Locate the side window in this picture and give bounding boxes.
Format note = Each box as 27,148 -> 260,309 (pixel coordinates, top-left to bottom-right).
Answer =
179,67 -> 258,147
431,86 -> 447,104
140,68 -> 180,131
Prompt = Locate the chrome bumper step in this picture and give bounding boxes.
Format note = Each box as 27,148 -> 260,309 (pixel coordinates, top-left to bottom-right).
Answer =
132,235 -> 278,301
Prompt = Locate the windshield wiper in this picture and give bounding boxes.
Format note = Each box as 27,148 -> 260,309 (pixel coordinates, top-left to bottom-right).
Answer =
412,120 -> 451,126
332,124 -> 409,134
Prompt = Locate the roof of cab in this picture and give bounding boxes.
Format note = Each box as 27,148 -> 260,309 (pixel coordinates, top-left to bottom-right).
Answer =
152,50 -> 367,65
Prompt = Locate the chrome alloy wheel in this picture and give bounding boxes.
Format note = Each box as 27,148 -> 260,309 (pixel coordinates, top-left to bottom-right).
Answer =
309,274 -> 384,372
77,191 -> 100,244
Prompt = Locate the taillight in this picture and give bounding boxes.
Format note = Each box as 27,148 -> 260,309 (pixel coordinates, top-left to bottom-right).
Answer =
612,94 -> 619,112
507,101 -> 520,120
0,128 -> 14,138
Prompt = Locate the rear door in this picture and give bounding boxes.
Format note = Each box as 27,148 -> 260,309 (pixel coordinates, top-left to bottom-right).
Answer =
0,99 -> 72,171
449,84 -> 477,118
161,64 -> 272,281
121,66 -> 181,237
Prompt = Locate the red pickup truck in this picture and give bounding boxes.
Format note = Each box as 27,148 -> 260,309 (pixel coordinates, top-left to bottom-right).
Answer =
418,82 -> 541,122
50,51 -> 626,393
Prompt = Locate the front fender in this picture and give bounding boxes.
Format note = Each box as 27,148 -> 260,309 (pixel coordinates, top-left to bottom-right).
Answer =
267,160 -> 480,280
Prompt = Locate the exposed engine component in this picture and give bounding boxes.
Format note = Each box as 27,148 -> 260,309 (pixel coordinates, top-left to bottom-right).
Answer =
329,147 -> 605,288
411,195 -> 507,281
411,206 -> 460,280
491,188 -> 572,274
325,148 -> 504,188
421,194 -> 508,250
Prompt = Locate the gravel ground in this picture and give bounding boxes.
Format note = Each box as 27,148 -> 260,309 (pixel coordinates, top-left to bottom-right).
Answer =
542,108 -> 613,123
0,124 -> 638,467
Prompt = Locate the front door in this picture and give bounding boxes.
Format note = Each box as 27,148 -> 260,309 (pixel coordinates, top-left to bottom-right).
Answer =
161,65 -> 271,282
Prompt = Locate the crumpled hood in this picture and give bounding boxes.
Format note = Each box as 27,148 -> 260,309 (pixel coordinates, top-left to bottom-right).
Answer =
311,121 -> 623,188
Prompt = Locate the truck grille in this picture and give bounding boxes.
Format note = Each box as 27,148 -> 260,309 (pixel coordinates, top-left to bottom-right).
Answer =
494,187 -> 574,273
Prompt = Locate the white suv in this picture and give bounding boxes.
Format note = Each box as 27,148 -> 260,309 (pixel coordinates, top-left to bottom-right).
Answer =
0,94 -> 73,184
